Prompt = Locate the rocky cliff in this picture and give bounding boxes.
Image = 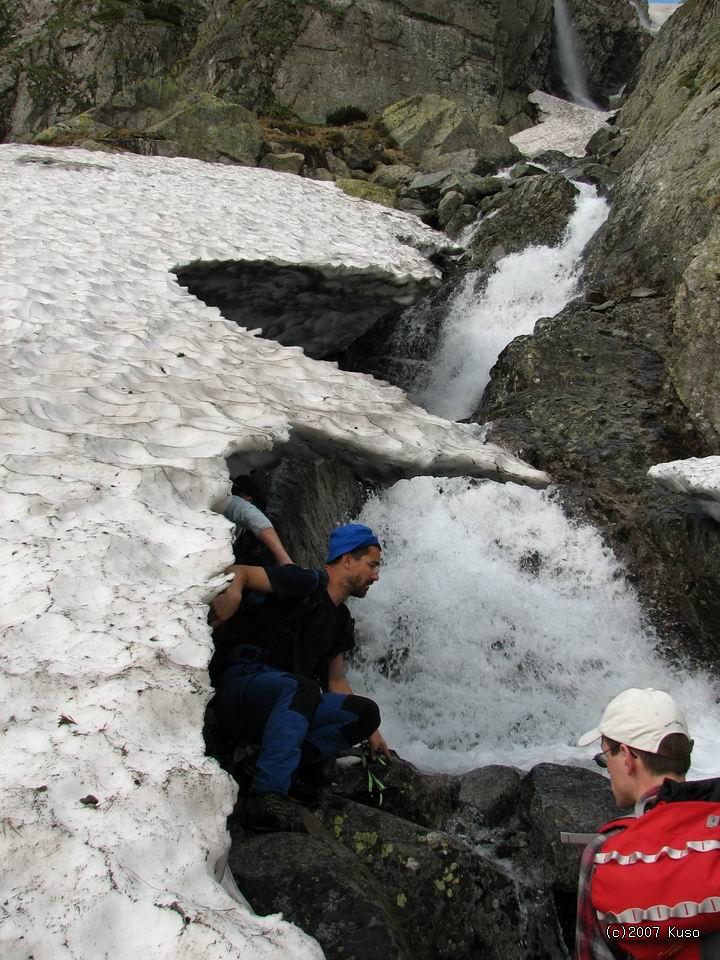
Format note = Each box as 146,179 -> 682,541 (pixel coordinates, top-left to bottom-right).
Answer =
1,0 -> 646,145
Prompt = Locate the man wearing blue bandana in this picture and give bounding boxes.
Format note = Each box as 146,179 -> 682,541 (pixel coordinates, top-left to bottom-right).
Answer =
210,523 -> 390,832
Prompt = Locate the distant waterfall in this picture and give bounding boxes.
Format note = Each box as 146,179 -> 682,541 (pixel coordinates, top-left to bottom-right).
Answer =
553,0 -> 596,108
628,0 -> 652,31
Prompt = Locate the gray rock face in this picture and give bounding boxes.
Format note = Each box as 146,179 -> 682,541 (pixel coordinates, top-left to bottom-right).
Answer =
583,0 -> 720,447
265,0 -> 556,126
2,1 -> 203,140
671,229 -> 720,449
469,174 -> 579,265
33,78 -> 264,165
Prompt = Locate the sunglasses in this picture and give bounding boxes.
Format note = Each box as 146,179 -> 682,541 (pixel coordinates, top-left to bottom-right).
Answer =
594,745 -> 637,768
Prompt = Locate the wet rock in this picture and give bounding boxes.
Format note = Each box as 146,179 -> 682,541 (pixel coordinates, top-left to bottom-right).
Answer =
531,149 -> 576,172
509,162 -> 545,179
458,765 -> 523,828
263,457 -> 373,569
469,174 -> 578,265
562,162 -> 617,194
229,832 -> 411,960
518,764 -> 615,895
331,754 -> 460,830
518,764 -> 616,949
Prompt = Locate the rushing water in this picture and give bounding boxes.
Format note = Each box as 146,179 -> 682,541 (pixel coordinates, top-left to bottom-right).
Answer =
553,0 -> 596,108
417,183 -> 609,420
347,184 -> 720,779
349,478 -> 719,776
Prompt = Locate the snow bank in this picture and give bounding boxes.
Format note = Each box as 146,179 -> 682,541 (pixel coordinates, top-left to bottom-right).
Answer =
0,144 -> 547,959
511,91 -> 614,158
649,456 -> 720,522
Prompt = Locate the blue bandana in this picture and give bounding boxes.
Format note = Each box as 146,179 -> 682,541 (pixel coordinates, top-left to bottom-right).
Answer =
326,523 -> 381,563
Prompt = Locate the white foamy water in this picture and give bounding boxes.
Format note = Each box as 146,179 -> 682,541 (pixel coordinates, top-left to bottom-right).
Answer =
416,183 -> 609,420
348,478 -> 720,778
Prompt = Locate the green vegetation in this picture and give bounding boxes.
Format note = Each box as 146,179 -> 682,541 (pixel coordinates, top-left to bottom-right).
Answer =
326,104 -> 368,126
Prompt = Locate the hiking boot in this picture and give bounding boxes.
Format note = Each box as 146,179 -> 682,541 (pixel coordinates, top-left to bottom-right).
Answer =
288,775 -> 320,805
243,792 -> 307,832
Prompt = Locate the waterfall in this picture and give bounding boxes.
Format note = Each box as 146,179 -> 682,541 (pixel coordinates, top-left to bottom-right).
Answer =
628,0 -> 653,31
553,0 -> 596,109
416,183 -> 609,421
346,183 -> 720,778
349,478 -> 719,777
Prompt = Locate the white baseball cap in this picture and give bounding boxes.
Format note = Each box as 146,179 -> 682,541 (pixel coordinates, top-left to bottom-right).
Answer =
578,688 -> 690,752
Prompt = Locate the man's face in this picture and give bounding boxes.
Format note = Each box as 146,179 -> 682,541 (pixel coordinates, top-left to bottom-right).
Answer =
601,736 -> 635,808
346,546 -> 382,598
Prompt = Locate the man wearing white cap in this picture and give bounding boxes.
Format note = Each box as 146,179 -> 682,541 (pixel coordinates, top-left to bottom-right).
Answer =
575,689 -> 720,960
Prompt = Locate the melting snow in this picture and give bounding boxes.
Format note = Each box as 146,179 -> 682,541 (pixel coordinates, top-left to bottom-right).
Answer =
0,144 -> 547,958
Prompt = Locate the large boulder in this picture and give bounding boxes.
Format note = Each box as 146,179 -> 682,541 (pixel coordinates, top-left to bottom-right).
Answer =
518,764 -> 616,895
469,174 -> 579,265
379,96 -> 520,168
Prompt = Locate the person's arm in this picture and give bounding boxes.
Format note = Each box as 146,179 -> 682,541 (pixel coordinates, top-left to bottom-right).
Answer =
208,564 -> 272,628
223,496 -> 292,566
327,655 -> 391,760
255,527 -> 292,566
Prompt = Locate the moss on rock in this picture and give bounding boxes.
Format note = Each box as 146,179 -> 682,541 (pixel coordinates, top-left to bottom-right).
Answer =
336,177 -> 396,208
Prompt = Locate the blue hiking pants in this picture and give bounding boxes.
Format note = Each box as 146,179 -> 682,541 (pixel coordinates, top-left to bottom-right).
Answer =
216,661 -> 380,796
